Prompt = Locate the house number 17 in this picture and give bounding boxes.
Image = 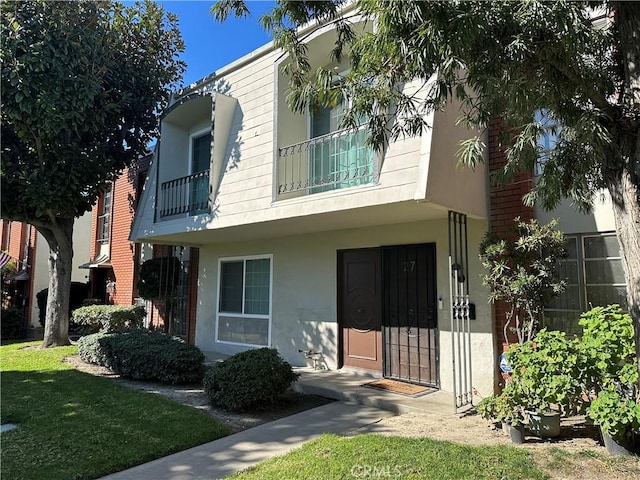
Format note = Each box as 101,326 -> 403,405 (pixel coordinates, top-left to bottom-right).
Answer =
403,261 -> 416,272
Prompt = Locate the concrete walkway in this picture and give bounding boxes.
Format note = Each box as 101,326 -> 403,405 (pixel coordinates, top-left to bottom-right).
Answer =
100,401 -> 392,480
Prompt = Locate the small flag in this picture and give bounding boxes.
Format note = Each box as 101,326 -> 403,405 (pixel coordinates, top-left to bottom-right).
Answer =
0,251 -> 12,269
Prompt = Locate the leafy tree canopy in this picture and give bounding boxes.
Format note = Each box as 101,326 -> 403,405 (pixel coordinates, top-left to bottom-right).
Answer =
0,0 -> 185,346
1,0 -> 185,224
214,0 -> 640,373
213,0 -> 638,212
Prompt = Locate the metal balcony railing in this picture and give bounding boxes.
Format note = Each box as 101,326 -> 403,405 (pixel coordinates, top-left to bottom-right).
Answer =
160,170 -> 210,218
277,125 -> 377,196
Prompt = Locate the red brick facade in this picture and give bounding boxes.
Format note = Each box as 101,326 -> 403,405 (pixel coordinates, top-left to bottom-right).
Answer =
1,220 -> 38,328
487,117 -> 534,350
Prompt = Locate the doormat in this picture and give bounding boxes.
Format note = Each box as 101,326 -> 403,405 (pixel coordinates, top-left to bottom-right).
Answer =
363,378 -> 435,397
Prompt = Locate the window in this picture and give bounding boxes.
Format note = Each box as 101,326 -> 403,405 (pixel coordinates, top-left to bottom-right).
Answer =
97,185 -> 112,243
544,233 -> 627,335
534,109 -> 560,176
308,79 -> 374,193
216,255 -> 272,346
189,130 -> 211,214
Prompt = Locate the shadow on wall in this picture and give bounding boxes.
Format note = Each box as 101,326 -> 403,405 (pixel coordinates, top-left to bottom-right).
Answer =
277,308 -> 338,371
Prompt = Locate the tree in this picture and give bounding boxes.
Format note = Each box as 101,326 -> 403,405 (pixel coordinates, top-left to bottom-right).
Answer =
479,218 -> 567,345
1,1 -> 185,347
213,0 -> 640,376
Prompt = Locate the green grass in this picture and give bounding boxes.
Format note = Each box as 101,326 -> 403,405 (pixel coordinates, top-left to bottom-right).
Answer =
228,433 -> 548,480
1,341 -> 228,480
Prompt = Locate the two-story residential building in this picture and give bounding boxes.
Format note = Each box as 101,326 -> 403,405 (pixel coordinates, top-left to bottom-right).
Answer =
130,15 -> 626,401
130,16 -> 491,400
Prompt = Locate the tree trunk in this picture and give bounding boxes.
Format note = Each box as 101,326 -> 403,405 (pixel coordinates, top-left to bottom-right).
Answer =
609,172 -> 640,381
36,217 -> 75,347
613,2 -> 640,380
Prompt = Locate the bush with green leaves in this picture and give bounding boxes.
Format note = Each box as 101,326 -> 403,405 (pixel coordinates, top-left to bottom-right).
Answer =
506,329 -> 585,415
579,304 -> 636,391
579,305 -> 639,444
476,386 -> 525,427
0,307 -> 25,339
203,348 -> 300,411
479,218 -> 567,344
137,256 -> 181,300
71,305 -> 145,335
77,329 -> 205,384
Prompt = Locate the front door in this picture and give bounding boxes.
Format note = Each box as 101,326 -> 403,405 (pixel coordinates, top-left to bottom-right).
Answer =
338,249 -> 383,371
383,244 -> 438,387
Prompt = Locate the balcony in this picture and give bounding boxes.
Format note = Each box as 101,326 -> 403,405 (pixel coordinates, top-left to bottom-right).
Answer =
277,125 -> 377,197
160,170 -> 210,218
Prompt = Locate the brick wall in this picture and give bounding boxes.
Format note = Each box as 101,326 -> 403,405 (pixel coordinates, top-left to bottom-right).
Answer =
108,168 -> 138,305
488,117 -> 534,350
1,221 -> 37,329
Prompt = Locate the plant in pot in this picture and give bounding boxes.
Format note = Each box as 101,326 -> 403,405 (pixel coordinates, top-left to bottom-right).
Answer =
580,305 -> 639,455
506,329 -> 585,438
477,384 -> 526,444
588,384 -> 640,455
479,218 -> 567,346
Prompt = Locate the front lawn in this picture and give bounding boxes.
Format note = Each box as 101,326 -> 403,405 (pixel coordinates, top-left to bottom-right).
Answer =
228,433 -> 547,480
0,341 -> 228,480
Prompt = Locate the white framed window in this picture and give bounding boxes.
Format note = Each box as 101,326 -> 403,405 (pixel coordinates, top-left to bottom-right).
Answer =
97,184 -> 113,243
544,232 -> 627,335
216,254 -> 272,346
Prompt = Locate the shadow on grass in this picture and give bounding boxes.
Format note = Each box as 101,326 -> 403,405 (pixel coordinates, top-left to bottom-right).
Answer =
1,368 -> 227,480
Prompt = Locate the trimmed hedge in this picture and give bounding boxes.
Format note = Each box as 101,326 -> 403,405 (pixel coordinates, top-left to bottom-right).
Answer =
1,307 -> 25,340
77,329 -> 205,384
71,305 -> 145,334
203,348 -> 299,411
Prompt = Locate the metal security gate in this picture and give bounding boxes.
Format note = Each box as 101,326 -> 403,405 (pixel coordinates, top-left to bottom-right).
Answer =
382,244 -> 438,387
449,211 -> 473,412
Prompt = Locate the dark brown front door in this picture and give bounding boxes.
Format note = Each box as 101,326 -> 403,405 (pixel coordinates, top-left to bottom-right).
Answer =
383,244 -> 438,387
338,249 -> 383,371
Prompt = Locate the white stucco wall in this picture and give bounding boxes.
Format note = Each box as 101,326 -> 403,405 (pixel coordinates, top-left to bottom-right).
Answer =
29,211 -> 92,327
535,190 -> 616,234
194,218 -> 495,396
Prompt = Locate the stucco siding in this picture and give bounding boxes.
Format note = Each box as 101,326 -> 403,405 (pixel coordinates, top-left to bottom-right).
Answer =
535,190 -> 616,234
194,218 -> 494,396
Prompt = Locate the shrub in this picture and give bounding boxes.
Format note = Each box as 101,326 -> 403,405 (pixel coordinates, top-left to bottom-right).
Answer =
71,305 -> 145,334
1,307 -> 25,340
506,329 -> 585,415
579,305 -> 639,443
203,348 -> 299,411
76,331 -> 112,366
137,256 -> 181,300
77,329 -> 205,384
479,218 -> 566,344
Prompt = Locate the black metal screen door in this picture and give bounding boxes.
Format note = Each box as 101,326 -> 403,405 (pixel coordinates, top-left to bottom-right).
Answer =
382,244 -> 438,387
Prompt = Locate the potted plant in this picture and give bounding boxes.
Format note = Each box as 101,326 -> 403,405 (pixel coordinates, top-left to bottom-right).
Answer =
477,385 -> 526,444
588,385 -> 640,455
506,329 -> 584,438
580,305 -> 639,455
479,218 -> 567,346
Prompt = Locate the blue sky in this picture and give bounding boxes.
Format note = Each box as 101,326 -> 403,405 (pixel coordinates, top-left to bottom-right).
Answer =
161,1 -> 276,86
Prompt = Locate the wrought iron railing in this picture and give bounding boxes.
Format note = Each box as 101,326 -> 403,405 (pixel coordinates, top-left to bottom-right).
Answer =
160,170 -> 210,218
277,125 -> 377,196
